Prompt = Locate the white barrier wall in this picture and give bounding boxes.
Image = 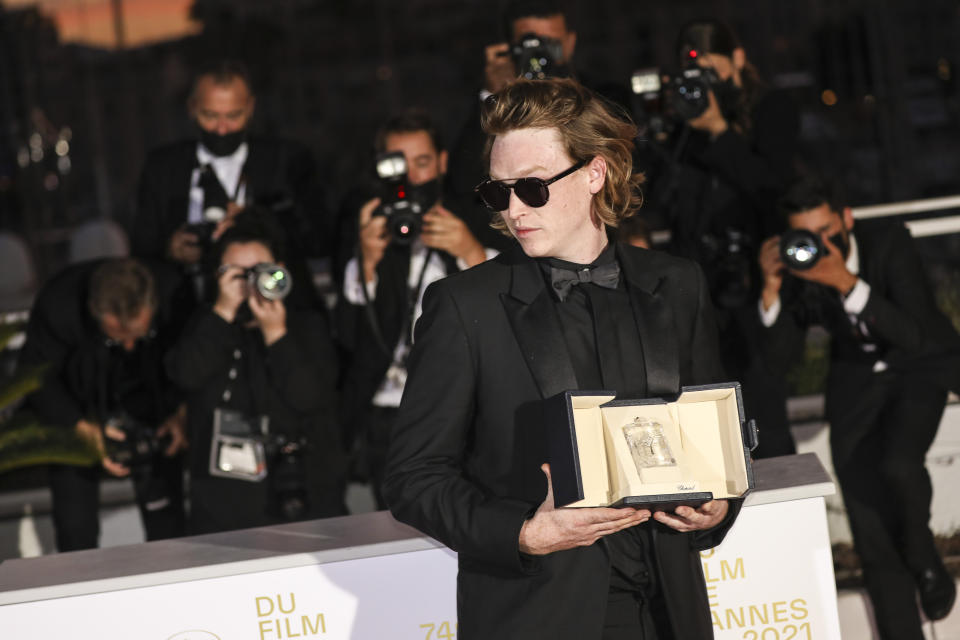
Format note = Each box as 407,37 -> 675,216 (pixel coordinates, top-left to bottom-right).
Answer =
0,455 -> 838,640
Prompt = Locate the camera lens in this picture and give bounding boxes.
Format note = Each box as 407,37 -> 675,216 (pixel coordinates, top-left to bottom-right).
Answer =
248,263 -> 292,300
388,211 -> 422,245
780,229 -> 824,270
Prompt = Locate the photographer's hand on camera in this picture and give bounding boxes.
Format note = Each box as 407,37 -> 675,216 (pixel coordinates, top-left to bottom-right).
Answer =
213,264 -> 246,323
358,197 -> 389,284
250,290 -> 287,346
484,42 -> 515,94
791,233 -> 857,296
168,226 -> 203,264
422,204 -> 486,267
76,418 -> 130,477
156,403 -> 189,457
687,90 -> 729,139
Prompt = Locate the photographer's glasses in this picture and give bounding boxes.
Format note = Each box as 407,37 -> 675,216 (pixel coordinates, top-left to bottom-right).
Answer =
474,159 -> 587,212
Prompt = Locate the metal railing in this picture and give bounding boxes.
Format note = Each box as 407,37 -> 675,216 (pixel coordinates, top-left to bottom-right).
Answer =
852,195 -> 960,238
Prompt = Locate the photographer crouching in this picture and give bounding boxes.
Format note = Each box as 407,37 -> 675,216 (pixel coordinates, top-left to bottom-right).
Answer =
166,209 -> 346,534
758,176 -> 960,638
19,258 -> 187,551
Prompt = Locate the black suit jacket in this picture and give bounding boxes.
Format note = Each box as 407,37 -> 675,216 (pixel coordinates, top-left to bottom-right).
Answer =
133,137 -> 331,314
19,260 -> 180,430
383,243 -> 738,639
133,137 -> 330,259
763,220 -> 960,459
337,243 -> 458,430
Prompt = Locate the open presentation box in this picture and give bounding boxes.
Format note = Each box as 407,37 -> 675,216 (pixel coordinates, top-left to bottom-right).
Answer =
545,382 -> 757,510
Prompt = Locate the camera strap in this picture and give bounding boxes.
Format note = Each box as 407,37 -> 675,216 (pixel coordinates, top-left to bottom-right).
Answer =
357,243 -> 435,361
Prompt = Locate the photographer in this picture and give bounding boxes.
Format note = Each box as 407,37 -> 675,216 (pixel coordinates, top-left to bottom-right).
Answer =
445,0 -> 578,211
643,19 -> 800,458
758,176 -> 960,638
19,258 -> 186,551
166,210 -> 345,534
133,60 -> 328,324
337,110 -> 497,508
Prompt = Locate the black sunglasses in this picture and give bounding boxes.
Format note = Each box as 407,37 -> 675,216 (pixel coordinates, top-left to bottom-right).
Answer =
475,159 -> 587,212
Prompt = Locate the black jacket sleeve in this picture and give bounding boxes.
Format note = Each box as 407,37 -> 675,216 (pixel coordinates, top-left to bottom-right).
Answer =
19,298 -> 85,429
382,281 -> 534,573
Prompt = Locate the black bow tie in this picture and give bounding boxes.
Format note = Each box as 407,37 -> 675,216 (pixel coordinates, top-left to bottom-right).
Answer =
550,262 -> 621,301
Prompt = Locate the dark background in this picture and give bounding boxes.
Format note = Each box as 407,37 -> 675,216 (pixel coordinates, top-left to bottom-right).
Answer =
1,0 -> 960,282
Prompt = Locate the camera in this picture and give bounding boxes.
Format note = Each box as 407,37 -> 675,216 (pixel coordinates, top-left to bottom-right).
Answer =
244,263 -> 292,300
372,151 -> 438,245
511,32 -> 564,80
266,435 -> 309,521
104,414 -> 171,468
631,64 -> 720,127
779,229 -> 825,271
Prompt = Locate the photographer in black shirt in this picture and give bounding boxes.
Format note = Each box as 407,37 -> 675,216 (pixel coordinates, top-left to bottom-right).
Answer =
166,210 -> 345,533
644,19 -> 800,458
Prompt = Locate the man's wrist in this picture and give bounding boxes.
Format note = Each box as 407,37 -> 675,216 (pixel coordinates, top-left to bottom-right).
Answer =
761,286 -> 780,311
262,325 -> 286,346
213,302 -> 237,323
362,259 -> 379,284
836,272 -> 859,298
708,118 -> 729,140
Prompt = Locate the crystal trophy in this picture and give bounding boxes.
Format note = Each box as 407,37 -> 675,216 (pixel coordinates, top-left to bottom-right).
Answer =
623,417 -> 676,471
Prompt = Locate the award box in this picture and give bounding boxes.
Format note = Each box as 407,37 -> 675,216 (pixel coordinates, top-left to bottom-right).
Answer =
545,382 -> 758,509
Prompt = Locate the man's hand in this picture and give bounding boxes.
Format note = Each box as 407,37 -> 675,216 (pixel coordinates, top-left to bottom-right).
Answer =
358,197 -> 389,284
791,233 -> 858,295
687,90 -> 729,139
250,292 -> 287,345
758,236 -> 784,311
168,227 -> 203,264
211,201 -> 243,242
156,404 -> 188,457
518,464 -> 650,556
76,419 -> 130,477
484,42 -> 515,94
422,204 -> 487,267
213,264 -> 247,323
653,499 -> 729,532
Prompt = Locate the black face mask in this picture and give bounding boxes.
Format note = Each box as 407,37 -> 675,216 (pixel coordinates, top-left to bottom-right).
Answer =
408,177 -> 442,209
712,77 -> 742,122
199,128 -> 246,157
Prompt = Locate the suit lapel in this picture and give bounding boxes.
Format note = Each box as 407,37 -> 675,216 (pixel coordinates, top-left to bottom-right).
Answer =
501,253 -> 578,399
618,245 -> 680,396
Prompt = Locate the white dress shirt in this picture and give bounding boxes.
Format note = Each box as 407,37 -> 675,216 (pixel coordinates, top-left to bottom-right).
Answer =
187,142 -> 249,223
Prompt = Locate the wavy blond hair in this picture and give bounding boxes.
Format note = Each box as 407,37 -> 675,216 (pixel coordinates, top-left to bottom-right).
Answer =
480,78 -> 644,232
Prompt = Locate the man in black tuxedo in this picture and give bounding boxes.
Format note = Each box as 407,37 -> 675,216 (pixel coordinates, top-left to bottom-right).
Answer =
384,79 -> 738,639
758,177 -> 960,638
133,60 -> 327,315
337,111 -> 498,508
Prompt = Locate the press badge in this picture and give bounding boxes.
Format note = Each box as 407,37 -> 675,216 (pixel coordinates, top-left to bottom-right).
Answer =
209,408 -> 270,482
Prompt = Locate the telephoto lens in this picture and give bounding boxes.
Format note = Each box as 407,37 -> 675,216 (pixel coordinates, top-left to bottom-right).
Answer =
779,229 -> 824,270
246,263 -> 292,300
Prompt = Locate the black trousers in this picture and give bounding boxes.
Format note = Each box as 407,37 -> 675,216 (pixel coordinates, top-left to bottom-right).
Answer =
355,404 -> 398,511
602,590 -> 666,640
828,366 -> 947,640
48,455 -> 185,552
